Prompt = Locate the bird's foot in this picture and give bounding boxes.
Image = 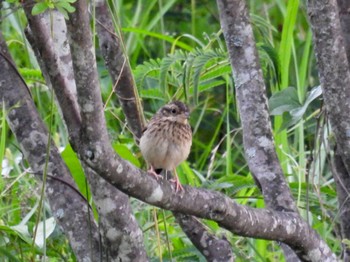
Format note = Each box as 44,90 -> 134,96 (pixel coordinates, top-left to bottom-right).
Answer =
170,175 -> 184,192
148,167 -> 162,180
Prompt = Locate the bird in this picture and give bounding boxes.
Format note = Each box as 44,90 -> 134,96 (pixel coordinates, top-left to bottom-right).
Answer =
139,101 -> 192,192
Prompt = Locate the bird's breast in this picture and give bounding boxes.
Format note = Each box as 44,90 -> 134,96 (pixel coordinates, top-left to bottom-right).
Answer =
140,120 -> 192,170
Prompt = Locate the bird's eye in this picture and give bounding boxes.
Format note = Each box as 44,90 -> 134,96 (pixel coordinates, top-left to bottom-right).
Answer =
171,108 -> 177,114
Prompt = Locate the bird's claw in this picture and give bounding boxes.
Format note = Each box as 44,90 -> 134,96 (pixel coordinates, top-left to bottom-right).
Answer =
170,176 -> 184,192
148,168 -> 162,180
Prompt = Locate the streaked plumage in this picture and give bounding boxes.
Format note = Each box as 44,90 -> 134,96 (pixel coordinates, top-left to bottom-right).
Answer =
140,101 -> 192,191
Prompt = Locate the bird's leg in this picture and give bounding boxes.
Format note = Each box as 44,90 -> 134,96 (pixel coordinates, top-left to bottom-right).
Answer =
169,169 -> 184,192
148,165 -> 162,180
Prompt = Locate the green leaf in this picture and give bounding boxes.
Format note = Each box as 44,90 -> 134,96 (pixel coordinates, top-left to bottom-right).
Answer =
289,85 -> 322,119
56,1 -> 76,13
122,27 -> 192,51
0,104 -> 7,191
192,50 -> 219,104
200,62 -> 231,82
0,246 -> 21,262
0,224 -> 32,245
61,144 -> 91,199
269,86 -> 300,115
279,0 -> 299,88
342,239 -> 350,247
113,143 -> 141,167
140,88 -> 164,100
31,2 -> 50,16
194,79 -> 225,93
271,86 -> 322,131
211,175 -> 256,195
134,59 -> 161,89
159,51 -> 186,93
55,6 -> 69,19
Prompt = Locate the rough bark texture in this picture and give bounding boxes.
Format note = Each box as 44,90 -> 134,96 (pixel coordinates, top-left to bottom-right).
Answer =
95,0 -> 146,140
83,164 -> 147,261
308,0 -> 350,178
331,148 -> 350,260
338,0 -> 350,64
216,0 -> 335,261
308,1 -> 350,261
175,213 -> 234,261
335,1 -> 350,260
23,5 -> 147,261
22,6 -> 81,145
0,32 -> 102,262
216,0 -> 296,213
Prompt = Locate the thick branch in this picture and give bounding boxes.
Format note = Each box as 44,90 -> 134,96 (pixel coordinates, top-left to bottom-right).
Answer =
0,32 -> 102,262
308,0 -> 350,176
83,149 -> 336,261
174,213 -> 234,261
308,1 -> 350,257
331,148 -> 350,260
216,0 -> 302,260
83,164 -> 147,260
334,1 -> 350,260
337,0 -> 350,64
22,4 -> 81,145
23,6 -> 147,260
216,0 -> 296,213
95,0 -> 145,139
66,0 -> 109,145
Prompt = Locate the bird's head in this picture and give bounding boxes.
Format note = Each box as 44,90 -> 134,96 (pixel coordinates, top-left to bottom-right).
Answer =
158,101 -> 190,124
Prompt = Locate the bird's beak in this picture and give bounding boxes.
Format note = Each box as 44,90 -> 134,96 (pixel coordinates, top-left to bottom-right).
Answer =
178,112 -> 190,124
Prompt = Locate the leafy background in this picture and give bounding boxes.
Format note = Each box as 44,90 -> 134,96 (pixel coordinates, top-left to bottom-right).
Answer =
0,0 -> 340,261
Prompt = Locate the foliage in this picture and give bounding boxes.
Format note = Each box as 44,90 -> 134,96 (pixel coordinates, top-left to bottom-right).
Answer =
0,0 -> 342,261
32,0 -> 76,20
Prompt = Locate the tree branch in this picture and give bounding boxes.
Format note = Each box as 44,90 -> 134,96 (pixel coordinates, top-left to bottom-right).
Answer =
337,0 -> 350,63
216,0 -> 301,260
174,213 -> 234,261
308,0 -> 350,175
331,147 -> 350,260
95,0 -> 146,139
0,32 -> 103,262
333,1 -> 350,259
216,0 -> 296,213
22,5 -> 147,260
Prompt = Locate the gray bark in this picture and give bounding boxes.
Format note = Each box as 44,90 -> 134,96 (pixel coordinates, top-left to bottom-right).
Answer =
308,0 -> 350,260
338,0 -> 350,64
216,0 -> 334,261
174,213 -> 234,261
22,5 -> 147,261
0,32 -> 102,262
216,0 -> 296,213
95,0 -> 146,140
331,148 -> 350,261
308,0 -> 350,181
335,1 -> 350,260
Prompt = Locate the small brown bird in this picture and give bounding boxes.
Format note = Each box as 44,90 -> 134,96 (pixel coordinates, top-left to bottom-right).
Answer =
140,101 -> 192,191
